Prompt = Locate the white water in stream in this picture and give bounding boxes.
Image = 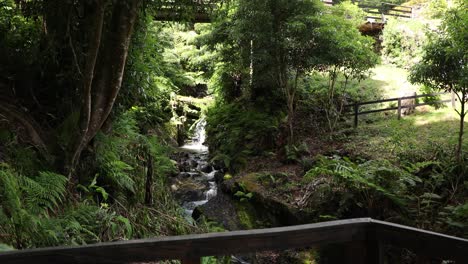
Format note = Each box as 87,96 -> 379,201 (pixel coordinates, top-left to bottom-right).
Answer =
176,119 -> 251,264
177,119 -> 218,218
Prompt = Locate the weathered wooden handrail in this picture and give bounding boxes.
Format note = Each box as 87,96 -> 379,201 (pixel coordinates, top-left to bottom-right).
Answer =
0,218 -> 466,264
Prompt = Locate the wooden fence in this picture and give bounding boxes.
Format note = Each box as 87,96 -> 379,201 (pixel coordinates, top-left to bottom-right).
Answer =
322,1 -> 413,21
0,218 -> 467,264
356,1 -> 413,21
349,92 -> 455,128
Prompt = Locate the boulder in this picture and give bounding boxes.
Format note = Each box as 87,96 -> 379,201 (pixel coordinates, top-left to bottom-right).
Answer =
401,92 -> 416,116
200,164 -> 213,173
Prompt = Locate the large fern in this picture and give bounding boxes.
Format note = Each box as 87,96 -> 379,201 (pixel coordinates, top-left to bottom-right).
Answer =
304,156 -> 421,209
21,172 -> 67,213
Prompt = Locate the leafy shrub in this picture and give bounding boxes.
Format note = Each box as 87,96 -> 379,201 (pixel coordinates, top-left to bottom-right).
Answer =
419,84 -> 446,109
303,155 -> 421,217
382,18 -> 426,68
0,163 -> 130,248
206,102 -> 281,172
426,0 -> 448,19
94,110 -> 177,203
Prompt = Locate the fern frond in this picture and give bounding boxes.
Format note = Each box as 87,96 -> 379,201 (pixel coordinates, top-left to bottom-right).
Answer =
21,172 -> 67,213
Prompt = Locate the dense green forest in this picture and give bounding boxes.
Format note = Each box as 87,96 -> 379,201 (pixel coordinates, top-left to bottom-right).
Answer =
0,0 -> 466,263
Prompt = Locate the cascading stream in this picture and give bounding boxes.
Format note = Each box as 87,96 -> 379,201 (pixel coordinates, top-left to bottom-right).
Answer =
172,118 -> 219,219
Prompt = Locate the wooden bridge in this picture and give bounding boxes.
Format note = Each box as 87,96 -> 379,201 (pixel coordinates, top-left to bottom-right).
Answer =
155,0 -> 413,23
1,218 -> 467,263
323,1 -> 413,22
153,0 -> 219,22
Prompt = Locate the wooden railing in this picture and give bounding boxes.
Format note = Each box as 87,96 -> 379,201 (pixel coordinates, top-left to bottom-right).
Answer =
0,218 -> 467,264
154,0 -> 218,22
323,1 -> 413,22
349,92 -> 455,127
356,1 -> 413,21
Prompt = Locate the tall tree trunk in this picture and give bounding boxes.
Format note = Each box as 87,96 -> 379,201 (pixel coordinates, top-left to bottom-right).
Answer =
66,0 -> 141,177
145,153 -> 154,205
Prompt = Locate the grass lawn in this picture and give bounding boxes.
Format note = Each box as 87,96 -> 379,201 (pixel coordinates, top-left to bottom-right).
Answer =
343,105 -> 467,163
369,64 -> 420,98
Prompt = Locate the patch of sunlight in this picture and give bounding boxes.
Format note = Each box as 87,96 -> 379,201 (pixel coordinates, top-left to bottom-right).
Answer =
370,64 -> 419,98
412,107 -> 458,126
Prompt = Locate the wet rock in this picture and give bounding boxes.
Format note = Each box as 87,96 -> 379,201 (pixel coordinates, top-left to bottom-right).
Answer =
189,159 -> 198,167
179,172 -> 191,178
214,171 -> 224,183
176,189 -> 205,201
173,179 -> 206,201
188,172 -> 202,178
200,164 -> 213,173
213,161 -> 226,171
193,192 -> 242,230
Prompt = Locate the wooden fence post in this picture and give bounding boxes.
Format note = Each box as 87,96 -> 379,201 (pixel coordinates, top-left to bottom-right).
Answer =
452,92 -> 456,108
354,103 -> 359,128
397,98 -> 402,120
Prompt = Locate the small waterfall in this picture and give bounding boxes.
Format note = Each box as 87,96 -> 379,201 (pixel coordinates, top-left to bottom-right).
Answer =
180,118 -> 208,152
172,118 -> 218,218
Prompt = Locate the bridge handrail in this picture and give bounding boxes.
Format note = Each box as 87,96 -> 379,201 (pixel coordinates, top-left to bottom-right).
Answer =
0,218 -> 466,264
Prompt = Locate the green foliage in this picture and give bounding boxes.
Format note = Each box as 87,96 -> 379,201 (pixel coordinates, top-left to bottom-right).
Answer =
285,143 -> 310,163
409,3 -> 468,160
418,84 -> 445,109
0,0 -> 42,70
426,0 -> 448,19
206,102 -> 281,172
0,163 -> 126,248
330,1 -> 367,27
444,203 -> 468,237
94,110 -> 177,202
304,155 -> 421,215
382,18 -> 427,68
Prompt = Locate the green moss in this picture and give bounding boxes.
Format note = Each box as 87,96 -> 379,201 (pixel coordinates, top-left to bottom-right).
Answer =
223,173 -> 232,180
298,250 -> 319,264
240,173 -> 262,193
235,202 -> 256,229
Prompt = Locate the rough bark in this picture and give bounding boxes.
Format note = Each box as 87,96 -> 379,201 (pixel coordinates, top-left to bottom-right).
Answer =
145,154 -> 154,205
66,0 -> 141,176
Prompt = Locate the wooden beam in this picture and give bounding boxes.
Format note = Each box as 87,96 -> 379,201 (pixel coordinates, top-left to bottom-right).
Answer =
0,218 -> 370,264
371,219 -> 468,262
1,218 -> 466,264
154,10 -> 211,23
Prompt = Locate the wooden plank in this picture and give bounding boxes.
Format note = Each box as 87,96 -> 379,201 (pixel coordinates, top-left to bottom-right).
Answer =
382,2 -> 412,9
385,13 -> 412,18
371,220 -> 468,262
387,8 -> 412,13
0,218 -> 371,264
356,100 -> 451,116
154,10 -> 211,23
358,106 -> 399,115
366,16 -> 384,20
353,92 -> 447,107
